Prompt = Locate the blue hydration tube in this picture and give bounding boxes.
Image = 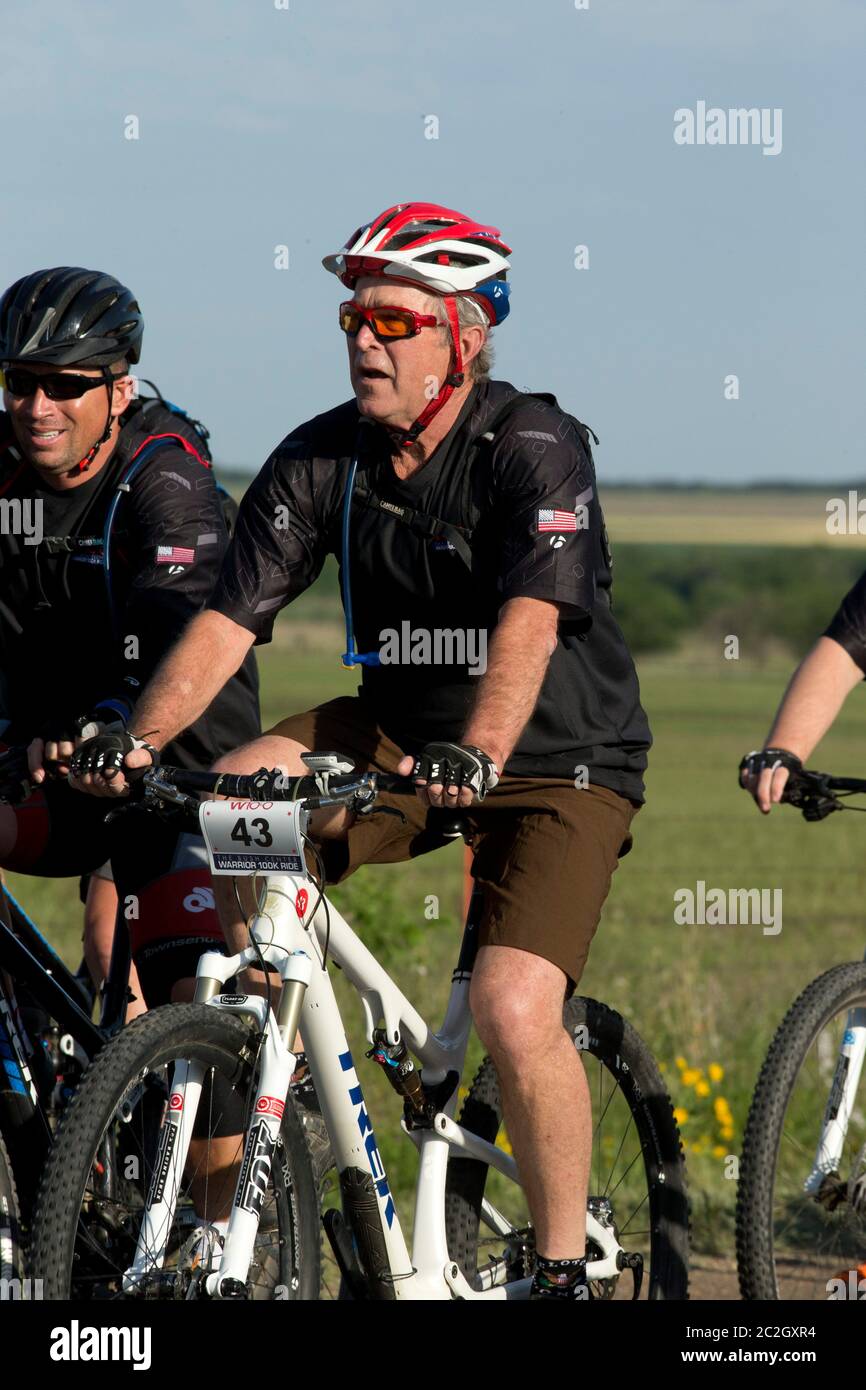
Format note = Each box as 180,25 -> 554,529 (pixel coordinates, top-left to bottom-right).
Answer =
341,423 -> 380,668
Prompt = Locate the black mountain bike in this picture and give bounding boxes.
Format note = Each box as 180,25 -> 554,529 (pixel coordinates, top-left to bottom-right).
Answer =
0,745 -> 131,1279
737,766 -> 866,1300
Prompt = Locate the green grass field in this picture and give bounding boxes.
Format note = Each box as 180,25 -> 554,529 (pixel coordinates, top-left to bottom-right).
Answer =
6,558 -> 866,1258
600,488 -> 862,548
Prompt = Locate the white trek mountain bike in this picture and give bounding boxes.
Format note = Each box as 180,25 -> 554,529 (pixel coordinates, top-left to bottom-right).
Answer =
737,765 -> 866,1301
33,755 -> 689,1301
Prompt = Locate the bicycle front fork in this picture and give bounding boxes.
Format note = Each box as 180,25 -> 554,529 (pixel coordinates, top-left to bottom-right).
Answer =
804,1007 -> 866,1196
122,946 -> 313,1298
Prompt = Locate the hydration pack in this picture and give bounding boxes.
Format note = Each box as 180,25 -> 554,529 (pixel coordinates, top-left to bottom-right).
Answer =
347,390 -> 602,571
99,382 -> 237,633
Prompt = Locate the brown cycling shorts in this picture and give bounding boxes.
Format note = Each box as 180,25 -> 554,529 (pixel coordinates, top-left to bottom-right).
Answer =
266,696 -> 640,989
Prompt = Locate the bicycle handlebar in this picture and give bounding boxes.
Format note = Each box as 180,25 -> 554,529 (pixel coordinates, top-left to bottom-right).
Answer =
780,767 -> 866,821
122,764 -> 419,827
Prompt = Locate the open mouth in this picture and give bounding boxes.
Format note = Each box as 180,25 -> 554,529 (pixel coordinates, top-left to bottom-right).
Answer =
357,365 -> 389,381
26,427 -> 66,445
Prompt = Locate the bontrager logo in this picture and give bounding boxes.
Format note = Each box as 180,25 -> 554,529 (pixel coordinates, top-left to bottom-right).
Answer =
49,1320 -> 152,1370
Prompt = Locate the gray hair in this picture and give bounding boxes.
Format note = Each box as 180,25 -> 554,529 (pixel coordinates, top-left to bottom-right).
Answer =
426,290 -> 494,382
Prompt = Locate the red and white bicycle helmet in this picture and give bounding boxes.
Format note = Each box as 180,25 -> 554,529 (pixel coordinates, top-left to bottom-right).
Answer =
323,202 -> 511,444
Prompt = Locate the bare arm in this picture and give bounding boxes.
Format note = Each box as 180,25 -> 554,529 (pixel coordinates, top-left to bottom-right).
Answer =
128,609 -> 255,749
69,609 -> 255,795
747,635 -> 863,811
461,596 -> 559,769
396,597 -> 560,806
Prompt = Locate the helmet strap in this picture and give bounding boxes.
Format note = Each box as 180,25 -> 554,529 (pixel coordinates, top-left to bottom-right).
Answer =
398,294 -> 465,448
75,367 -> 117,474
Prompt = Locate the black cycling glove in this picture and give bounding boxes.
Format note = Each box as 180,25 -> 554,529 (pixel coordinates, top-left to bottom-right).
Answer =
69,731 -> 159,781
36,724 -> 78,780
410,742 -> 500,801
739,747 -> 803,785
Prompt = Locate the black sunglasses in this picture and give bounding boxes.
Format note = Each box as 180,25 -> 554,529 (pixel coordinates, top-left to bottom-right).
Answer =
1,368 -> 125,401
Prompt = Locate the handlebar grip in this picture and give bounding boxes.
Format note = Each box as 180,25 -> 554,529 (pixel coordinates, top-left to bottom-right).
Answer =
369,774 -> 419,796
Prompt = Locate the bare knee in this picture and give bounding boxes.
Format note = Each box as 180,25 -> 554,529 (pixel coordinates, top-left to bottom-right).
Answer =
212,734 -> 309,778
471,947 -> 567,1065
211,736 -> 350,839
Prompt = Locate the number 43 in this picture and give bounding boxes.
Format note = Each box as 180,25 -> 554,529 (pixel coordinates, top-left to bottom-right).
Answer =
230,817 -> 273,848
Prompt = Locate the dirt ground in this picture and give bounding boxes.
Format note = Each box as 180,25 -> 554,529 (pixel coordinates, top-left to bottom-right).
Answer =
688,1254 -> 742,1300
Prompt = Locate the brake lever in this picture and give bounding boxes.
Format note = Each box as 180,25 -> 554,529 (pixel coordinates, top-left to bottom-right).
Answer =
782,773 -> 843,821
799,793 -> 844,822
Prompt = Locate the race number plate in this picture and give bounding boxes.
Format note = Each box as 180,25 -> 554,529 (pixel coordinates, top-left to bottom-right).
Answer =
199,799 -> 305,876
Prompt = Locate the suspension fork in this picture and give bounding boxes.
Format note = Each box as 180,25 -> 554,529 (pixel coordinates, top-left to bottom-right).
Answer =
123,1057 -> 207,1293
123,951 -> 312,1297
805,1007 -> 866,1194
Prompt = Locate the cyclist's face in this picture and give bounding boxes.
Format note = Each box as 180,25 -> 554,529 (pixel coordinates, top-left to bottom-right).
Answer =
346,279 -> 452,433
3,363 -> 134,476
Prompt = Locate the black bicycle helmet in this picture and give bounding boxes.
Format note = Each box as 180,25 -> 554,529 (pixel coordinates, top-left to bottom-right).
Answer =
0,267 -> 143,368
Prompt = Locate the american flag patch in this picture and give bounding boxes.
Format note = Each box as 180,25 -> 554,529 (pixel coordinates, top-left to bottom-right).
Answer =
156,545 -> 195,564
537,509 -> 577,533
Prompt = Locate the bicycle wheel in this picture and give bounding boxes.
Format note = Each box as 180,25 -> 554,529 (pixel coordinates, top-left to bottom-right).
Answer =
31,1004 -> 321,1300
0,1128 -> 23,1283
445,996 -> 689,1299
737,961 -> 866,1300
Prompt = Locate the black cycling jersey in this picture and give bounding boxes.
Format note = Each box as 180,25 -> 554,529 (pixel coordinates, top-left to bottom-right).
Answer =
209,379 -> 651,801
0,404 -> 260,766
824,571 -> 866,675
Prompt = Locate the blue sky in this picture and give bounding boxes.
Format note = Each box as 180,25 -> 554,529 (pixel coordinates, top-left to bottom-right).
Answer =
1,0 -> 863,482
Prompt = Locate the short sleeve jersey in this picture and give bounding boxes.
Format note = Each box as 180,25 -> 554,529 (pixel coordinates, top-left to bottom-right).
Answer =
0,406 -> 260,767
824,571 -> 866,675
209,379 -> 652,800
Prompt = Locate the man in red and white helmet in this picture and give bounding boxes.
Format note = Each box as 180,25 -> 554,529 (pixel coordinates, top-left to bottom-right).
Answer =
72,203 -> 652,1300
322,201 -> 512,448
